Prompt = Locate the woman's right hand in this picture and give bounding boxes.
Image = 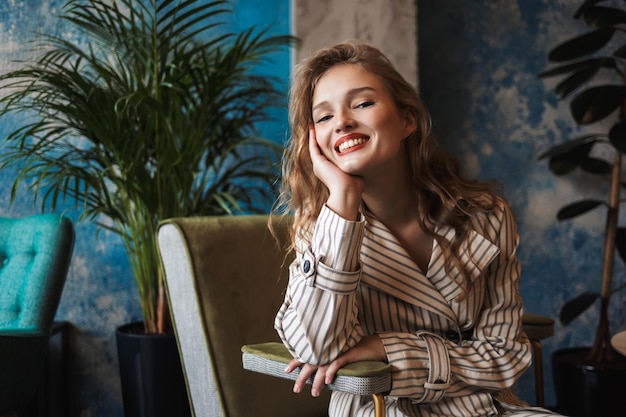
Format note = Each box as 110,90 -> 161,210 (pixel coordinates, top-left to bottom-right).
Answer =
308,125 -> 364,220
285,334 -> 386,398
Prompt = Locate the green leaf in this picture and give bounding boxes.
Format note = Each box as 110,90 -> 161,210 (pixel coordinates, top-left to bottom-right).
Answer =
540,58 -> 616,99
581,5 -> 626,27
555,64 -> 605,98
548,27 -> 615,62
548,153 -> 585,175
580,156 -> 612,174
575,0 -> 608,19
609,119 -> 626,153
538,57 -> 615,78
560,292 -> 600,325
557,200 -> 604,220
570,85 -> 626,124
538,135 -> 602,160
539,136 -> 600,175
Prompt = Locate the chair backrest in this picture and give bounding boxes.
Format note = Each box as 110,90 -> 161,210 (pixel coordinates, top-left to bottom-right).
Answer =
0,214 -> 75,334
158,216 -> 330,417
0,213 -> 75,413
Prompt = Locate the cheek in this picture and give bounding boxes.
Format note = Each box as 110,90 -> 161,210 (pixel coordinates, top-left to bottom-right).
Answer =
314,125 -> 333,148
378,113 -> 408,138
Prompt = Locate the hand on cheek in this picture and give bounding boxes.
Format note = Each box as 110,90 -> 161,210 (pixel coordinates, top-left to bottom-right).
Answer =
308,125 -> 364,220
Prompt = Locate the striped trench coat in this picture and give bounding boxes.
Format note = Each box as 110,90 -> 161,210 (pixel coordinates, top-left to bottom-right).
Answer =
275,200 -> 560,416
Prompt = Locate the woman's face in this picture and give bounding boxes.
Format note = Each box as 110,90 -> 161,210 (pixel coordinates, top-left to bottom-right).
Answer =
310,64 -> 415,178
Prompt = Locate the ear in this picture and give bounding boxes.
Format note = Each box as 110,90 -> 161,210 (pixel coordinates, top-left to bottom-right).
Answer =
402,109 -> 418,138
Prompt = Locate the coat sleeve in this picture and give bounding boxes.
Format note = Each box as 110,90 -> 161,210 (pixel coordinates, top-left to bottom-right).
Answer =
379,201 -> 532,403
274,205 -> 366,365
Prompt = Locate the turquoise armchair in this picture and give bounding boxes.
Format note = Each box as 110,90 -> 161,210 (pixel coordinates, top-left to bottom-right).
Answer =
0,214 -> 75,416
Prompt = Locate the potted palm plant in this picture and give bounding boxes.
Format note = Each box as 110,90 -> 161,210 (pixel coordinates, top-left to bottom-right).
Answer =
0,0 -> 293,415
538,0 -> 626,414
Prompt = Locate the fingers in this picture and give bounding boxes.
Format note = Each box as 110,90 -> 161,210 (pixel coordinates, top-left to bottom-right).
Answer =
286,361 -> 331,397
284,359 -> 305,394
286,337 -> 388,397
324,359 -> 342,385
311,365 -> 328,397
308,124 -> 324,164
307,123 -> 316,150
308,124 -> 316,146
284,358 -> 303,373
290,362 -> 316,395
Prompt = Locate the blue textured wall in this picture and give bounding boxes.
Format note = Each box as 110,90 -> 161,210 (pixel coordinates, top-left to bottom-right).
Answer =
0,1 -> 289,415
419,0 -> 626,406
2,0 -> 626,413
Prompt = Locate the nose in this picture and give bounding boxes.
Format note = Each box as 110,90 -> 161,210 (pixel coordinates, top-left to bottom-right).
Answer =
335,110 -> 355,133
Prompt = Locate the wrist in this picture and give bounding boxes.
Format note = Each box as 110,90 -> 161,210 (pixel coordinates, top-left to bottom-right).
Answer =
362,334 -> 387,362
326,190 -> 361,221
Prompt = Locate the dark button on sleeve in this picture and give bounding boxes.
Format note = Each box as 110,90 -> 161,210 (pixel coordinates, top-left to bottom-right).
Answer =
300,246 -> 316,280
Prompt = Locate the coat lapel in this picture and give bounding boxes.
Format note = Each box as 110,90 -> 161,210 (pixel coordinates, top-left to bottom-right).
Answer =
359,215 -> 500,324
430,225 -> 500,301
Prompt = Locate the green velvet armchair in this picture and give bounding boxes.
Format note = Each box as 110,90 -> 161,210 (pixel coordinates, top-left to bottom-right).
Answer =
0,214 -> 75,416
158,215 -> 393,417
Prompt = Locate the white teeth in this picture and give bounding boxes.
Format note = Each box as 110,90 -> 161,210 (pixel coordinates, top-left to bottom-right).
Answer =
338,138 -> 366,153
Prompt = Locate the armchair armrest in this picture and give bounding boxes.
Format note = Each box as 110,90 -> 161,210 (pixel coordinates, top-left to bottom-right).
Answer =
242,342 -> 391,417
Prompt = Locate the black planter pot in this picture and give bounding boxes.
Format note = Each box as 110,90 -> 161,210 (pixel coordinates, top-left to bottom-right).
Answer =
115,322 -> 191,417
552,347 -> 626,417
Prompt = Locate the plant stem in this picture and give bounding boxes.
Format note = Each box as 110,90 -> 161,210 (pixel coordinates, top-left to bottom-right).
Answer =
589,150 -> 621,363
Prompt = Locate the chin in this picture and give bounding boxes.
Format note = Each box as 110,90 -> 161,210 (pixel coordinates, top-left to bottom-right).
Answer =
338,165 -> 365,176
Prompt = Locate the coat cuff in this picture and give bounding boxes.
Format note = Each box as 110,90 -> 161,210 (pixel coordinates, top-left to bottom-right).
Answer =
311,205 -> 365,271
415,330 -> 450,402
299,246 -> 361,294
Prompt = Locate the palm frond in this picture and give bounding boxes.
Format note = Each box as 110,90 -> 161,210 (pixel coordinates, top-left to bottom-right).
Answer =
0,0 -> 294,333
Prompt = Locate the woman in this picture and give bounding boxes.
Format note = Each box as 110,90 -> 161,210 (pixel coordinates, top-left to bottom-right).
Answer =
273,41 -> 559,417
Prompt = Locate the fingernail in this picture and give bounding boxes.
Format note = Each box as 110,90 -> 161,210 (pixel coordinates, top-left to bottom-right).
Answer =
311,389 -> 319,397
293,384 -> 300,394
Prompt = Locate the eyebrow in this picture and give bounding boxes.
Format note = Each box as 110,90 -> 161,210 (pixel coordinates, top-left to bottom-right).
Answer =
312,86 -> 377,113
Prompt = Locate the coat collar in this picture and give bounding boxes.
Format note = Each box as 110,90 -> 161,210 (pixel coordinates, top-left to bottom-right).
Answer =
359,213 -> 500,323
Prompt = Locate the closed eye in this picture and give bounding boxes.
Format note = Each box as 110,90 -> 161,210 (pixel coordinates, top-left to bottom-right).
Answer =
356,101 -> 375,109
315,114 -> 332,123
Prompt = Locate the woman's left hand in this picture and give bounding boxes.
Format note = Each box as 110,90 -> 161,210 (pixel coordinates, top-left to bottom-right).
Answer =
285,334 -> 386,397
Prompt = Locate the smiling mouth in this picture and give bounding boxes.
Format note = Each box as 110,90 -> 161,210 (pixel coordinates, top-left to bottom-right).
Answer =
337,137 -> 368,154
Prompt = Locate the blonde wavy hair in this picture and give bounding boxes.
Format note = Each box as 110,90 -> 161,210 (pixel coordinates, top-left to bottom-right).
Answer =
273,41 -> 499,292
